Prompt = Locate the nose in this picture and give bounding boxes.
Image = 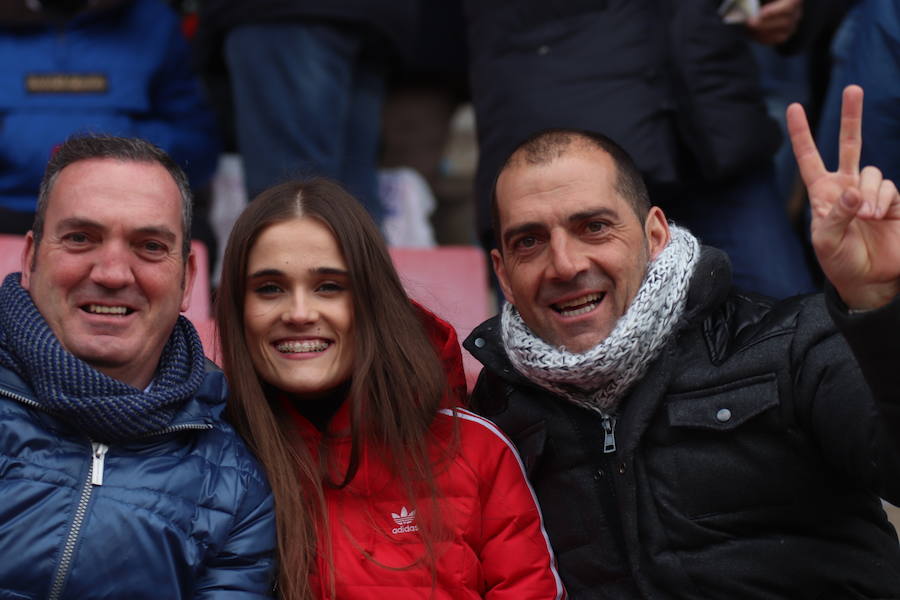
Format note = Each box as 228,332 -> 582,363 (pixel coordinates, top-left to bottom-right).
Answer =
90,242 -> 136,289
547,232 -> 588,281
281,291 -> 318,325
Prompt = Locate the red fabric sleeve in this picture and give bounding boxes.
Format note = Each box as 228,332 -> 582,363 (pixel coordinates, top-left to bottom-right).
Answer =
455,409 -> 567,599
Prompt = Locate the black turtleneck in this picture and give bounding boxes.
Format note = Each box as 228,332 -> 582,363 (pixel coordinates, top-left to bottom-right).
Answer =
284,380 -> 351,432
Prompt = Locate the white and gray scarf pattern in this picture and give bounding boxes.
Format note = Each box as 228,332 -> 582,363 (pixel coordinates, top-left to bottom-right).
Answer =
501,225 -> 699,415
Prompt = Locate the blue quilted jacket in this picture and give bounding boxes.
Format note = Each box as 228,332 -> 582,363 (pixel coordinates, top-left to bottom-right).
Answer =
0,362 -> 276,599
0,0 -> 220,212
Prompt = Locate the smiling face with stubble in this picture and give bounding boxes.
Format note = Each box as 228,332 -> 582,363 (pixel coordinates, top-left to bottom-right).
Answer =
21,158 -> 194,389
492,144 -> 670,353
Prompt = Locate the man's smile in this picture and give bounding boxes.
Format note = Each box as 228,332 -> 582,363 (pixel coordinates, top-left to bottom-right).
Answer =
551,292 -> 605,316
82,304 -> 133,316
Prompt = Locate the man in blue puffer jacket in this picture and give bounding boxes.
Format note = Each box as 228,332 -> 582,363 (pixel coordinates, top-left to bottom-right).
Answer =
0,135 -> 276,599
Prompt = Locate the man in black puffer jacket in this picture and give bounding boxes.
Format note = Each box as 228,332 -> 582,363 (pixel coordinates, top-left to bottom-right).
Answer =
465,86 -> 900,599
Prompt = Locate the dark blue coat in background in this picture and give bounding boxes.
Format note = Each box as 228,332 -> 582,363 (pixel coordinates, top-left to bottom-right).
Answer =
463,0 -> 782,234
0,0 -> 221,213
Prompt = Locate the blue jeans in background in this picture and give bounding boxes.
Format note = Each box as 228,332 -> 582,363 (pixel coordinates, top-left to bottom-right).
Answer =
656,163 -> 816,299
225,22 -> 386,222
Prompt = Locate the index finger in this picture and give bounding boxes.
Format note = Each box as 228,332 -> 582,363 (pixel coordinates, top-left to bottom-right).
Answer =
837,84 -> 863,176
787,101 -> 826,187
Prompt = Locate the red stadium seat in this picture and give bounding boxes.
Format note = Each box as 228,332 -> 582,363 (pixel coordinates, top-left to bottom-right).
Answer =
388,246 -> 492,391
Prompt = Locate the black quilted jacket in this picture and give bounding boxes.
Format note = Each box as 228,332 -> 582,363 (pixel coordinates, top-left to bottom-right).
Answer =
465,247 -> 900,599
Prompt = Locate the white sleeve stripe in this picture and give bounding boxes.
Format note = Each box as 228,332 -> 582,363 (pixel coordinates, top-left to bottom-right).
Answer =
438,407 -> 565,599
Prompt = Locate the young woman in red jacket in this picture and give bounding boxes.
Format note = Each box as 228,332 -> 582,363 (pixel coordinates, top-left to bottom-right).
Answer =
215,178 -> 565,600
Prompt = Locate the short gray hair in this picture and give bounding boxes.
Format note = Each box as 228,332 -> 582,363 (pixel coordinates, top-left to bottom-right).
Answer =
34,135 -> 193,259
492,129 -> 651,251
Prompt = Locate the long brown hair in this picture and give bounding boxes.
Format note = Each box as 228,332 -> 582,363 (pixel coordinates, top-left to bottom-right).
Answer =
216,178 -> 450,599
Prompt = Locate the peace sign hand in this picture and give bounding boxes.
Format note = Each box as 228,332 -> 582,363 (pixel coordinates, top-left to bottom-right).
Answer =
787,85 -> 900,310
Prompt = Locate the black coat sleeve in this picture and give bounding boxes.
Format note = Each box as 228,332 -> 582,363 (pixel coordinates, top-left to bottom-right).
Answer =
825,287 -> 900,405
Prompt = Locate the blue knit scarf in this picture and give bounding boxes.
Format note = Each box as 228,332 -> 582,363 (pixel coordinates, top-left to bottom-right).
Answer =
0,273 -> 206,443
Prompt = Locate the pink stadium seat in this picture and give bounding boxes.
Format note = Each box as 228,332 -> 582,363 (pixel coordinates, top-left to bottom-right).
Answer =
388,246 -> 492,391
0,235 -> 26,277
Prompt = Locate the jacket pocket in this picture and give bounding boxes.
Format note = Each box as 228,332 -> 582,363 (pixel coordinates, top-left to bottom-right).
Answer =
647,374 -> 793,519
666,375 -> 779,431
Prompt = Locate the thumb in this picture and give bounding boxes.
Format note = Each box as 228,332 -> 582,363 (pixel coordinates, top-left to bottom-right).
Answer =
813,189 -> 861,255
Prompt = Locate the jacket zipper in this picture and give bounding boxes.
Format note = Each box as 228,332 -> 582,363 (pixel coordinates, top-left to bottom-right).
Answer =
48,441 -> 107,600
594,413 -> 630,559
0,387 -> 40,409
601,414 -> 617,454
91,442 -> 109,486
143,423 -> 214,437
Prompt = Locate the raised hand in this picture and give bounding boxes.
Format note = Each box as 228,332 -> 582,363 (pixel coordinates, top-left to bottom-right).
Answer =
787,85 -> 900,310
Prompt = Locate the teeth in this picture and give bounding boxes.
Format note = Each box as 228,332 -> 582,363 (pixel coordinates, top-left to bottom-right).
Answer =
562,304 -> 596,317
553,293 -> 603,315
275,340 -> 329,353
87,304 -> 128,315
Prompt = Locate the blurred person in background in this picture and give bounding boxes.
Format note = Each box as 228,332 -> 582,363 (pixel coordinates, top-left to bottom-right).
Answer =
818,0 -> 900,186
463,0 -> 836,299
196,0 -> 416,226
0,0 -> 221,248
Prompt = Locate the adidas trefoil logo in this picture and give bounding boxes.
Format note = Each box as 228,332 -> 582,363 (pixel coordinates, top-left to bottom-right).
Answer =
391,507 -> 419,534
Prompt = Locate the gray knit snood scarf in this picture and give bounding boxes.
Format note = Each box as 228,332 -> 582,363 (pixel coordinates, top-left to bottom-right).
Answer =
501,225 -> 699,415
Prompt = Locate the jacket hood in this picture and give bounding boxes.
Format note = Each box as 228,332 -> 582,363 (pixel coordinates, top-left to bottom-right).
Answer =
414,301 -> 467,406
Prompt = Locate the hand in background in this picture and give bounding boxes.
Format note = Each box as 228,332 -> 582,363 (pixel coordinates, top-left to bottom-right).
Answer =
747,0 -> 803,45
788,85 -> 900,310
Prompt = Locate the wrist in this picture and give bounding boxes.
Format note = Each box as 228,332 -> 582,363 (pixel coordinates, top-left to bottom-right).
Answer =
836,281 -> 900,312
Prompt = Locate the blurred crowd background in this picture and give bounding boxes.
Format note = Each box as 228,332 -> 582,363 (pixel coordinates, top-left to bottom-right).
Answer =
1,0 -> 897,295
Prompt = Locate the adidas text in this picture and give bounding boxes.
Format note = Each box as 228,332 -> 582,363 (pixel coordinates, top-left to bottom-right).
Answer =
391,524 -> 420,534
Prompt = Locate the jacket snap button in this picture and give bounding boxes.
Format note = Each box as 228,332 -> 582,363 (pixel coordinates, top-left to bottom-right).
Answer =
537,44 -> 550,55
617,463 -> 626,475
595,469 -> 604,480
474,337 -> 486,348
716,408 -> 732,422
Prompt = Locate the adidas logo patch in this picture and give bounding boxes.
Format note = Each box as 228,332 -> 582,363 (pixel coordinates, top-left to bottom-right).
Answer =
391,507 -> 419,534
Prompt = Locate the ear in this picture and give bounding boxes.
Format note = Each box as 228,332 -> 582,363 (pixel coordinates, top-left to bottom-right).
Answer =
490,248 -> 517,306
644,206 -> 670,260
20,231 -> 36,290
180,250 -> 197,313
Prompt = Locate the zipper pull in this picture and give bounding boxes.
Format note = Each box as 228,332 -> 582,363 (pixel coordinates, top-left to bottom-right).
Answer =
601,415 -> 617,454
91,442 -> 109,486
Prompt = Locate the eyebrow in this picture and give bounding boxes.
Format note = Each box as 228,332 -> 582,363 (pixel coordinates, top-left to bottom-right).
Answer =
501,207 -> 620,247
56,218 -> 178,243
247,266 -> 349,279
